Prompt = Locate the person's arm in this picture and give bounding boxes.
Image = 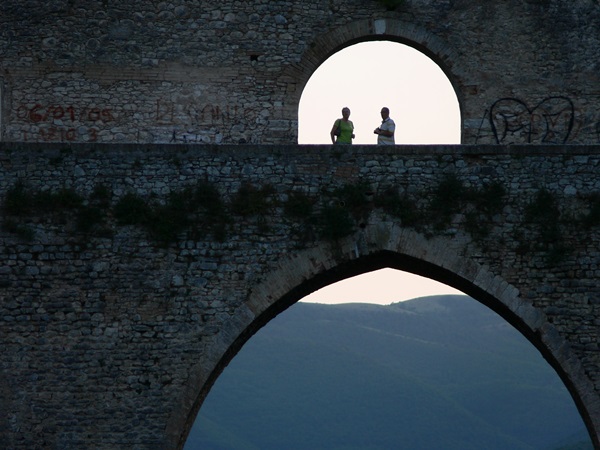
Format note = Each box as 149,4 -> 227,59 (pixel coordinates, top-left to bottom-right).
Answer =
376,126 -> 393,137
330,121 -> 339,144
375,121 -> 395,137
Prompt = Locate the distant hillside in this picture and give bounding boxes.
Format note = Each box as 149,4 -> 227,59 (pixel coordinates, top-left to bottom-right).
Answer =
185,295 -> 592,450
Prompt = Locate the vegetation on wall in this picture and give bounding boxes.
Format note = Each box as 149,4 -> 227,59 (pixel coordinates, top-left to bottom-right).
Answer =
371,175 -> 506,243
113,182 -> 230,243
463,181 -> 506,241
373,187 -> 422,228
376,0 -> 404,11
283,191 -> 314,219
524,189 -> 562,243
428,174 -> 465,232
519,188 -> 568,264
1,175 -> 596,265
4,181 -> 83,215
579,193 -> 600,229
2,181 -> 231,245
3,181 -> 93,239
230,183 -> 275,233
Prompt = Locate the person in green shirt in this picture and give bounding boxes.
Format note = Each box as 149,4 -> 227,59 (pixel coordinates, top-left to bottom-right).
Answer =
330,107 -> 355,144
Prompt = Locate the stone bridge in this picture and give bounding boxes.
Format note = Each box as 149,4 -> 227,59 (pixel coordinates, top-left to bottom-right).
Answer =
0,142 -> 599,448
1,0 -> 600,448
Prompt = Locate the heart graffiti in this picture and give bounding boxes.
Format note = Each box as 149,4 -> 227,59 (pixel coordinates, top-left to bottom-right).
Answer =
489,96 -> 574,144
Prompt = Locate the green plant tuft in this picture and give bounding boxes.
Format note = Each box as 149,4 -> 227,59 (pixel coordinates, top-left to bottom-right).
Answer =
5,183 -> 83,213
522,188 -> 567,264
580,193 -> 600,229
90,184 -> 113,208
4,181 -> 33,215
376,0 -> 404,11
284,191 -> 314,219
428,174 -> 464,231
319,204 -> 354,241
2,218 -> 34,240
332,181 -> 372,223
469,181 -> 506,216
374,187 -> 422,228
77,206 -> 105,233
43,188 -> 83,210
145,191 -> 193,243
188,182 -> 231,241
463,181 -> 506,241
231,183 -> 276,217
525,189 -> 562,243
114,193 -> 152,226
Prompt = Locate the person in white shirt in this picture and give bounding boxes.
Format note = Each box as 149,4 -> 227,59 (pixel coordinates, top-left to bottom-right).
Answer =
373,107 -> 395,145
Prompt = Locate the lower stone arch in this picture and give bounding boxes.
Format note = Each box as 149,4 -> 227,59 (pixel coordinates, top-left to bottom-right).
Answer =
173,226 -> 600,449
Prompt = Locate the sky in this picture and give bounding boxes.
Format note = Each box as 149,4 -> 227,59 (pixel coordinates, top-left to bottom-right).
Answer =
298,41 -> 463,305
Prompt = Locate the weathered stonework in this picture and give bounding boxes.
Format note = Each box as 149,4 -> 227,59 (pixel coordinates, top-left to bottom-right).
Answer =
0,1 -> 599,145
2,0 -> 600,448
0,143 -> 599,448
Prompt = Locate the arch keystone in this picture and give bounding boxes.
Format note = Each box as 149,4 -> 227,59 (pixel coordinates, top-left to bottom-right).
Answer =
373,19 -> 387,35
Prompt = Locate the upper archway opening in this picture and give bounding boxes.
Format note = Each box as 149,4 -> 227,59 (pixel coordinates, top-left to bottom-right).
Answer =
298,41 -> 461,145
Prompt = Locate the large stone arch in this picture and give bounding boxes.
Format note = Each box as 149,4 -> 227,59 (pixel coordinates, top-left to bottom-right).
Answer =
288,18 -> 465,142
172,224 -> 600,449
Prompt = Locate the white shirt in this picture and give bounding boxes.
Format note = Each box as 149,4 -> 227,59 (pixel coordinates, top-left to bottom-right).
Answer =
378,117 -> 396,145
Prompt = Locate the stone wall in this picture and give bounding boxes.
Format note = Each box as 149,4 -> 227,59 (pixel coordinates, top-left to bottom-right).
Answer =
0,143 -> 599,448
1,1 -> 599,145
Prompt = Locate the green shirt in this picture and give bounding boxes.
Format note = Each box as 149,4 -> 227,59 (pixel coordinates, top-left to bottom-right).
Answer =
335,119 -> 354,144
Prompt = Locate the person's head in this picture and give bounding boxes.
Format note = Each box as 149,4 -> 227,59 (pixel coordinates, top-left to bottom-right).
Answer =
380,107 -> 390,120
342,107 -> 351,119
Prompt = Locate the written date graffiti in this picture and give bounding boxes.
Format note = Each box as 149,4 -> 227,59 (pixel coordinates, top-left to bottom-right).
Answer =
155,100 -> 261,126
16,103 -> 115,142
17,104 -> 114,124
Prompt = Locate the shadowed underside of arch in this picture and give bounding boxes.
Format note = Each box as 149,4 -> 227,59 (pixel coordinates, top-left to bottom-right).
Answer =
294,18 -> 460,81
174,224 -> 600,449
